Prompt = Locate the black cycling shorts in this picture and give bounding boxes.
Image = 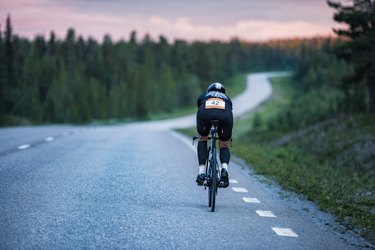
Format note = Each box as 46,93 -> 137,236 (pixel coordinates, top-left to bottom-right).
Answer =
196,105 -> 233,141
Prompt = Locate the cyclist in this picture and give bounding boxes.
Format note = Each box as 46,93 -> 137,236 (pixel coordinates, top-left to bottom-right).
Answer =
196,82 -> 233,188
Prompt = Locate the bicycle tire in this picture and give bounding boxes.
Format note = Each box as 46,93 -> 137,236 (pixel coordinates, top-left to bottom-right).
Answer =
206,148 -> 212,207
207,163 -> 212,207
210,147 -> 217,212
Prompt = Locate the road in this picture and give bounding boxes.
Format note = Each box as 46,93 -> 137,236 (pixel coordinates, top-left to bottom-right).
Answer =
0,72 -> 366,249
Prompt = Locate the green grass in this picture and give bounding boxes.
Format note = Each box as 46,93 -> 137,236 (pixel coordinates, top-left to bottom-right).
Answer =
232,76 -> 375,244
233,76 -> 295,137
225,73 -> 249,97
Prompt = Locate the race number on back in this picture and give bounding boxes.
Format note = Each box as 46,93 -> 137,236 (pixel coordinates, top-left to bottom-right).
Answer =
205,98 -> 225,110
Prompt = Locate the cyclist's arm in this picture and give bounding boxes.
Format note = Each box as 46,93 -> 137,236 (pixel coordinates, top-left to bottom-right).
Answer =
197,93 -> 206,108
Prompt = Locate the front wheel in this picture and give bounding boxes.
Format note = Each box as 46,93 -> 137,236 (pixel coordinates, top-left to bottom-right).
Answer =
207,162 -> 212,207
210,148 -> 217,212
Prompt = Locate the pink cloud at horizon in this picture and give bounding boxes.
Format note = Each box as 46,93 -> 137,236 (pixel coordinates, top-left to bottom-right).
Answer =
0,0 -> 340,43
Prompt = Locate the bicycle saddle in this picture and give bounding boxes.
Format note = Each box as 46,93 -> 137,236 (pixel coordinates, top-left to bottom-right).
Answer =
210,120 -> 220,127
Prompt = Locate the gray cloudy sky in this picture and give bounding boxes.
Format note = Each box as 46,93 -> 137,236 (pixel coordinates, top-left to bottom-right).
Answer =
0,0 -> 339,42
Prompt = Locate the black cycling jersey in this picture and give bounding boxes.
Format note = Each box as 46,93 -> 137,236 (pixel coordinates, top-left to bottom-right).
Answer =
197,91 -> 233,110
196,90 -> 233,142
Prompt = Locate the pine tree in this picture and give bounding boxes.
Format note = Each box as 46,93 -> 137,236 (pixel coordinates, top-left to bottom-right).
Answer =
4,14 -> 15,114
327,0 -> 375,112
0,23 -> 5,118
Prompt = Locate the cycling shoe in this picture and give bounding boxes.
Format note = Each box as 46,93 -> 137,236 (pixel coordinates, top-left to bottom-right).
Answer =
220,168 -> 229,188
196,173 -> 206,186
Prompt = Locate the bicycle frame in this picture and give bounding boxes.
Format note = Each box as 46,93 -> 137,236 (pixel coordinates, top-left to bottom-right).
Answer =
192,120 -> 222,212
208,121 -> 220,211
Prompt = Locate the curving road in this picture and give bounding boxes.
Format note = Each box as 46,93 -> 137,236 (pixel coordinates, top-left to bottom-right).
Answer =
0,72 -> 366,249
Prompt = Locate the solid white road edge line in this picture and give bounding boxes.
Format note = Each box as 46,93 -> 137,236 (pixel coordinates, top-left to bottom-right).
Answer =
17,144 -> 31,150
169,131 -> 196,154
272,227 -> 298,237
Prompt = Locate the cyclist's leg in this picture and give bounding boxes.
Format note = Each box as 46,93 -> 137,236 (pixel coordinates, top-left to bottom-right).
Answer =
196,108 -> 210,185
218,109 -> 233,165
219,140 -> 230,188
218,110 -> 233,187
219,140 -> 231,166
198,135 -> 208,168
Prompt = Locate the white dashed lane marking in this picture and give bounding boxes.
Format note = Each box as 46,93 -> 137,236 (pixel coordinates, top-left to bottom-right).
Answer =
17,144 -> 31,150
242,197 -> 261,203
229,179 -> 238,184
272,227 -> 298,237
232,187 -> 248,193
256,210 -> 277,217
11,129 -> 95,156
45,137 -> 54,142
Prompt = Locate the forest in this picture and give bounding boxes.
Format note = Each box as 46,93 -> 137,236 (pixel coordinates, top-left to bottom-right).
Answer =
0,14 -> 351,126
0,15 -> 293,125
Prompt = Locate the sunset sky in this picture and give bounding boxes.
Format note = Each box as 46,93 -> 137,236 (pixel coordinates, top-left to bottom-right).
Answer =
0,0 -> 339,42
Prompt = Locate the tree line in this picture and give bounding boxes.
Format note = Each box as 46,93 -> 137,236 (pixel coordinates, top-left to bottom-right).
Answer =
0,15 -> 302,125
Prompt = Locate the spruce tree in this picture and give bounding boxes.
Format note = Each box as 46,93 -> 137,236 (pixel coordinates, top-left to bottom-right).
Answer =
0,24 -> 5,118
4,14 -> 15,114
327,0 -> 375,112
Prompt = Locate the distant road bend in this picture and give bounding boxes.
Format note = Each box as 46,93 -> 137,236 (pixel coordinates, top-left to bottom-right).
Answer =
0,72 -> 365,249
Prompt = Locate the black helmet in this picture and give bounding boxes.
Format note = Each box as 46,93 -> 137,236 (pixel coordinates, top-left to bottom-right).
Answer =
207,82 -> 225,94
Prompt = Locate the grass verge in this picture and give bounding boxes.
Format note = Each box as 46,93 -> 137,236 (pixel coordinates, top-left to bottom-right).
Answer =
232,76 -> 375,245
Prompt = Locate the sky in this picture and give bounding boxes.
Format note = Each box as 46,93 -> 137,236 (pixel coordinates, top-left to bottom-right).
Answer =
0,0 -> 340,42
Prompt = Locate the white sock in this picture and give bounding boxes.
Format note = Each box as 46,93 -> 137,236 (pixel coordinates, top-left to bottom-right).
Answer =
199,165 -> 205,175
222,163 -> 228,171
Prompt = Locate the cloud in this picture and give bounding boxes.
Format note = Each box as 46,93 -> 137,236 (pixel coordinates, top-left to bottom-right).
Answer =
0,0 -> 336,42
234,20 -> 332,40
147,16 -> 333,42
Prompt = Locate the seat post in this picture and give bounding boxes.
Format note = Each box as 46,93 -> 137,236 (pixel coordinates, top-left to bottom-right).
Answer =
210,120 -> 220,136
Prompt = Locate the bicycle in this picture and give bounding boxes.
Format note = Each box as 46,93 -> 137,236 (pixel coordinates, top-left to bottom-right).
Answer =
193,120 -> 224,212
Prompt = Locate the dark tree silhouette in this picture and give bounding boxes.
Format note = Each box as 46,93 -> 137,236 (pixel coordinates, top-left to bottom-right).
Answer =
327,0 -> 375,112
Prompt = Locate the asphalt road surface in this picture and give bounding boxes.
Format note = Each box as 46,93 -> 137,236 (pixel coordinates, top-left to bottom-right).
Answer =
0,72 -> 368,249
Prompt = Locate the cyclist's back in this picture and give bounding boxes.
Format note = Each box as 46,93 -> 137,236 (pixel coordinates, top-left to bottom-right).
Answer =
195,82 -> 233,188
